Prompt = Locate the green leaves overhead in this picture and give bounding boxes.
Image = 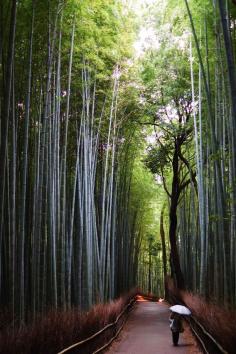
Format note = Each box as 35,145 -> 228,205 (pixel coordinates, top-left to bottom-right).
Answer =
62,0 -> 134,72
142,46 -> 191,105
144,145 -> 171,175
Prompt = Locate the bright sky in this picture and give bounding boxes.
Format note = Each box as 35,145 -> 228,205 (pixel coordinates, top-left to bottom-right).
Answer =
130,0 -> 157,10
134,27 -> 160,57
128,0 -> 167,57
127,0 -> 189,57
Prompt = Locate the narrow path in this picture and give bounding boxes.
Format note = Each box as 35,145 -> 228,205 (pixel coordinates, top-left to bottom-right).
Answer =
106,299 -> 202,354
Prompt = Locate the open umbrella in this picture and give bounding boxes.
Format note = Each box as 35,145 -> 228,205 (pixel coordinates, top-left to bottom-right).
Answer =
169,305 -> 191,315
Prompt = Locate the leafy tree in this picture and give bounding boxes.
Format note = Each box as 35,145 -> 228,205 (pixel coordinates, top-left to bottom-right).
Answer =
142,44 -> 197,289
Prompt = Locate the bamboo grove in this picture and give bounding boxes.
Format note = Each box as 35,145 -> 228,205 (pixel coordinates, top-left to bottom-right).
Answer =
141,0 -> 236,306
178,0 -> 236,306
0,0 -> 157,322
2,0 -> 236,327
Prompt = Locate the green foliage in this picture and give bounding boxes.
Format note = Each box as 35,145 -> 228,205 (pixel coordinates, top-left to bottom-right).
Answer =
144,145 -> 170,175
128,151 -> 160,235
141,46 -> 191,105
62,0 -> 135,74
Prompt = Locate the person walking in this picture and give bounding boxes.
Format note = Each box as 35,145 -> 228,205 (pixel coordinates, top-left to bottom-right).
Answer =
169,311 -> 184,346
169,304 -> 191,346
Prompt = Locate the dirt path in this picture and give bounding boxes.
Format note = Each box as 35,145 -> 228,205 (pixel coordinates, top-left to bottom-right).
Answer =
106,299 -> 202,354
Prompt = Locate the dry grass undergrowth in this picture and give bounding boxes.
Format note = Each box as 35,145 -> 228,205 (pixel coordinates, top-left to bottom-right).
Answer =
166,276 -> 236,354
0,290 -> 137,354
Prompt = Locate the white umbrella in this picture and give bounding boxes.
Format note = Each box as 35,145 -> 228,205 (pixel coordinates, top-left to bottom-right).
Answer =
169,304 -> 191,315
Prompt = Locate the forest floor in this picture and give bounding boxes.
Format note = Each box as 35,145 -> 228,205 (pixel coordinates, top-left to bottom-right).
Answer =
106,298 -> 202,354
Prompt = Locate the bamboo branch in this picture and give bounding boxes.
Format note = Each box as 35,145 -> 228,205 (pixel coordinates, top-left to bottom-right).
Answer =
161,167 -> 171,198
178,150 -> 198,195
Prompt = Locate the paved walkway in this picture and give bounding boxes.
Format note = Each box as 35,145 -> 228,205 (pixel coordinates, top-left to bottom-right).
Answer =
106,299 -> 202,354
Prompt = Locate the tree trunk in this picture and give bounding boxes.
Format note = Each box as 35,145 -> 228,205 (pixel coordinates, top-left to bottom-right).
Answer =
0,0 -> 17,303
169,145 -> 185,289
160,205 -> 168,297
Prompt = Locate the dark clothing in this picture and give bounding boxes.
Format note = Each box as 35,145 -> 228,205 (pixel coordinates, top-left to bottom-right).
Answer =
170,317 -> 183,332
169,312 -> 183,332
172,331 -> 179,346
169,312 -> 183,346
